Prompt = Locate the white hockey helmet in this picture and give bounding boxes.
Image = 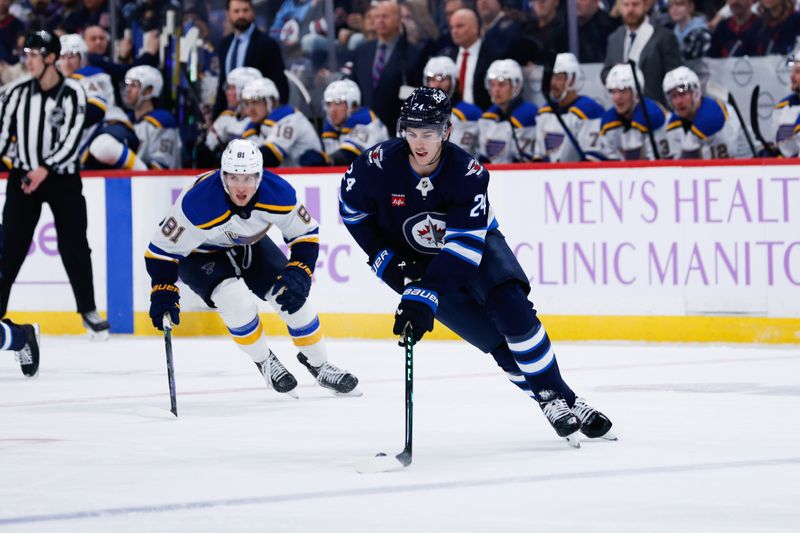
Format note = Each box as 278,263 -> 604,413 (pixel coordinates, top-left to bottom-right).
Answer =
60,33 -> 87,57
424,56 -> 458,90
605,63 -> 645,94
226,66 -> 262,99
241,77 -> 280,113
552,52 -> 584,99
125,65 -> 163,100
323,79 -> 361,110
662,66 -> 701,102
220,139 -> 263,190
485,58 -> 523,99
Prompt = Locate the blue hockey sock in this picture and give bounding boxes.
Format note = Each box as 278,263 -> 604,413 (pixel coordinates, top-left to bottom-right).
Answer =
0,319 -> 27,351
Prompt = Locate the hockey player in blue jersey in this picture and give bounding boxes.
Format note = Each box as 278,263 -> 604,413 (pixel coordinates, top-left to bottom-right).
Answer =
339,87 -> 615,446
146,139 -> 359,397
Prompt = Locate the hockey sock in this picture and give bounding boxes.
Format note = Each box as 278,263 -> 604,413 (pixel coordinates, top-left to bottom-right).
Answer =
486,281 -> 576,406
212,278 -> 269,363
490,343 -> 535,398
0,319 -> 27,351
265,291 -> 327,366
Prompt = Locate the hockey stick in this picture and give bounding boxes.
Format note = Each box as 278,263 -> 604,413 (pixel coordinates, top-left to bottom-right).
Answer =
541,71 -> 587,161
356,324 -> 414,474
749,85 -> 780,157
135,315 -> 178,419
706,81 -> 757,157
628,59 -> 660,160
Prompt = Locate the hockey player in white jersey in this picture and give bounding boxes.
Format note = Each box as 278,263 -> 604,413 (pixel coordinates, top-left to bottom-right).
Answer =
240,78 -> 327,167
534,53 -> 605,162
599,63 -> 671,160
772,50 -> 800,157
477,59 -> 537,163
205,66 -> 262,155
124,65 -> 182,169
423,56 -> 482,156
320,79 -> 389,165
145,139 -> 359,396
663,66 -> 751,159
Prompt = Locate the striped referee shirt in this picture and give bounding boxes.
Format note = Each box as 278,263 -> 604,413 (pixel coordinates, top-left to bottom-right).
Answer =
0,74 -> 87,175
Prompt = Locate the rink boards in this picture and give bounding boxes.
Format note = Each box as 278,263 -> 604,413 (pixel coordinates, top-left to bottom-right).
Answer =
1,158 -> 798,343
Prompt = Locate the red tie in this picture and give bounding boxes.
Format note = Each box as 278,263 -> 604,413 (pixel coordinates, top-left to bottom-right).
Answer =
458,49 -> 469,98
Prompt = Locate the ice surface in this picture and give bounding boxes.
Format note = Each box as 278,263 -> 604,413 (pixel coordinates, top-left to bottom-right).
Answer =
1,336 -> 799,532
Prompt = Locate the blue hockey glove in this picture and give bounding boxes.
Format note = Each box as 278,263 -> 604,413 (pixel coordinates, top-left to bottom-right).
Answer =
150,283 -> 180,330
392,285 -> 438,343
370,248 -> 424,294
272,261 -> 313,314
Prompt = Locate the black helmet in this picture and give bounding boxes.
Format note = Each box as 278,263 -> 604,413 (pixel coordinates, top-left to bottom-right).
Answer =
24,30 -> 61,58
397,87 -> 451,137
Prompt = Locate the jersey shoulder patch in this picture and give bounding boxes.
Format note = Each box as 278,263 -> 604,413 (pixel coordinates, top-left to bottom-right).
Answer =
363,137 -> 405,170
569,96 -> 605,120
143,109 -> 178,129
510,101 -> 538,128
321,119 -> 339,138
600,107 -> 622,134
182,171 -> 232,229
253,170 -> 298,214
344,107 -> 376,128
631,98 -> 667,132
481,104 -> 502,121
266,104 -> 296,124
452,101 -> 483,122
775,94 -> 800,109
691,96 -> 727,139
73,66 -> 106,79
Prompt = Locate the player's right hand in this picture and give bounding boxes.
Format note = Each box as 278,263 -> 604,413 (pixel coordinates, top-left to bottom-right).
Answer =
370,248 -> 424,294
392,285 -> 438,344
150,283 -> 180,330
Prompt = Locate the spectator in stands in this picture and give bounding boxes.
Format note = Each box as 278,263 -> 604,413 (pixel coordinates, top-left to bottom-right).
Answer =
668,0 -> 711,60
477,0 -> 521,60
477,58 -> 538,162
214,0 -> 289,116
124,65 -> 182,168
523,0 -> 568,67
423,55 -> 482,155
448,7 -> 495,111
599,63 -> 671,160
46,0 -> 86,34
240,77 -> 327,167
429,0 -> 466,58
0,0 -> 24,62
602,0 -> 683,106
772,49 -> 800,157
400,0 -> 439,57
81,0 -> 110,30
753,0 -> 800,55
708,0 -> 763,57
536,53 -> 605,161
577,0 -> 621,63
662,65 -> 753,159
351,0 -> 422,133
83,24 -> 108,55
320,78 -> 389,165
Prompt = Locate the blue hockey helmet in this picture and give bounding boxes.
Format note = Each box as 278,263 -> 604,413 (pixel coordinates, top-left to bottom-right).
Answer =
397,87 -> 451,138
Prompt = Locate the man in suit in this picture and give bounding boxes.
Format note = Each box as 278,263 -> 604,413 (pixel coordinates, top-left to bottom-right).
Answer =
214,0 -> 289,117
351,0 -> 422,133
448,8 -> 495,111
601,0 -> 682,106
477,0 -> 521,60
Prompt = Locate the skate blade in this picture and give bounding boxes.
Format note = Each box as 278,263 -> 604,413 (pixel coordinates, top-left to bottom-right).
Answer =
327,387 -> 363,397
87,329 -> 110,342
596,430 -> 618,441
565,432 -> 581,448
135,405 -> 178,419
355,452 -> 409,474
280,389 -> 299,399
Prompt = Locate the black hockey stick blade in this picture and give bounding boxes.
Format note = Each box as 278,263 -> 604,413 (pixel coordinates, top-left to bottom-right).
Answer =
163,314 -> 178,417
134,405 -> 178,419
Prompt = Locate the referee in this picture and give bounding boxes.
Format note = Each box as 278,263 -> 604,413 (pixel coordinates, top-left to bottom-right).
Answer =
0,30 -> 110,339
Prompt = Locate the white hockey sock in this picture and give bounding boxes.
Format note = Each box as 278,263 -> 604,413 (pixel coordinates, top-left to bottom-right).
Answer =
212,278 -> 269,363
265,290 -> 327,366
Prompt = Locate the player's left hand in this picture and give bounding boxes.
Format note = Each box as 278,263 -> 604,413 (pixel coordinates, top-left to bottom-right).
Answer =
392,285 -> 438,344
22,166 -> 48,194
272,261 -> 312,314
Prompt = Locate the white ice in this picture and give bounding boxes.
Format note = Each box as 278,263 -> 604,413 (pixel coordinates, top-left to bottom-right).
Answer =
1,335 -> 799,532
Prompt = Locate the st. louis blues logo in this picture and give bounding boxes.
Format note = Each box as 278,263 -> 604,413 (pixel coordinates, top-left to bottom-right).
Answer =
402,212 -> 446,254
465,158 -> 484,176
485,139 -> 507,158
367,145 -> 384,169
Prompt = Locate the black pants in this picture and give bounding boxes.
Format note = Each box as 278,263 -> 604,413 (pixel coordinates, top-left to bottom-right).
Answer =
0,169 -> 96,317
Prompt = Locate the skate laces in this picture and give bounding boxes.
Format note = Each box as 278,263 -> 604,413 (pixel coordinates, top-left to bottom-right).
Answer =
266,354 -> 291,382
14,346 -> 32,365
317,361 -> 347,385
541,397 -> 573,423
571,397 -> 596,424
82,310 -> 102,324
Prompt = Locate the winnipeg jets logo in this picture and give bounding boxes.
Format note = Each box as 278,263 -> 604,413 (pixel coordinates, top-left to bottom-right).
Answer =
368,146 -> 384,169
403,212 -> 447,254
416,215 -> 445,247
465,158 -> 484,176
416,177 -> 434,197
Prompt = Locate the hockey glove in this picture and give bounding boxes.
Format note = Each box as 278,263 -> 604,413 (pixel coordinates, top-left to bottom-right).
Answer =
370,248 -> 425,294
272,261 -> 313,314
150,283 -> 180,330
392,285 -> 438,344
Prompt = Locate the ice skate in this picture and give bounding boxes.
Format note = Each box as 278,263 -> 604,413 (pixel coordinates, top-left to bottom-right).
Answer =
81,311 -> 110,341
572,397 -> 617,440
539,395 -> 581,448
256,352 -> 298,398
14,323 -> 40,378
297,353 -> 361,396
